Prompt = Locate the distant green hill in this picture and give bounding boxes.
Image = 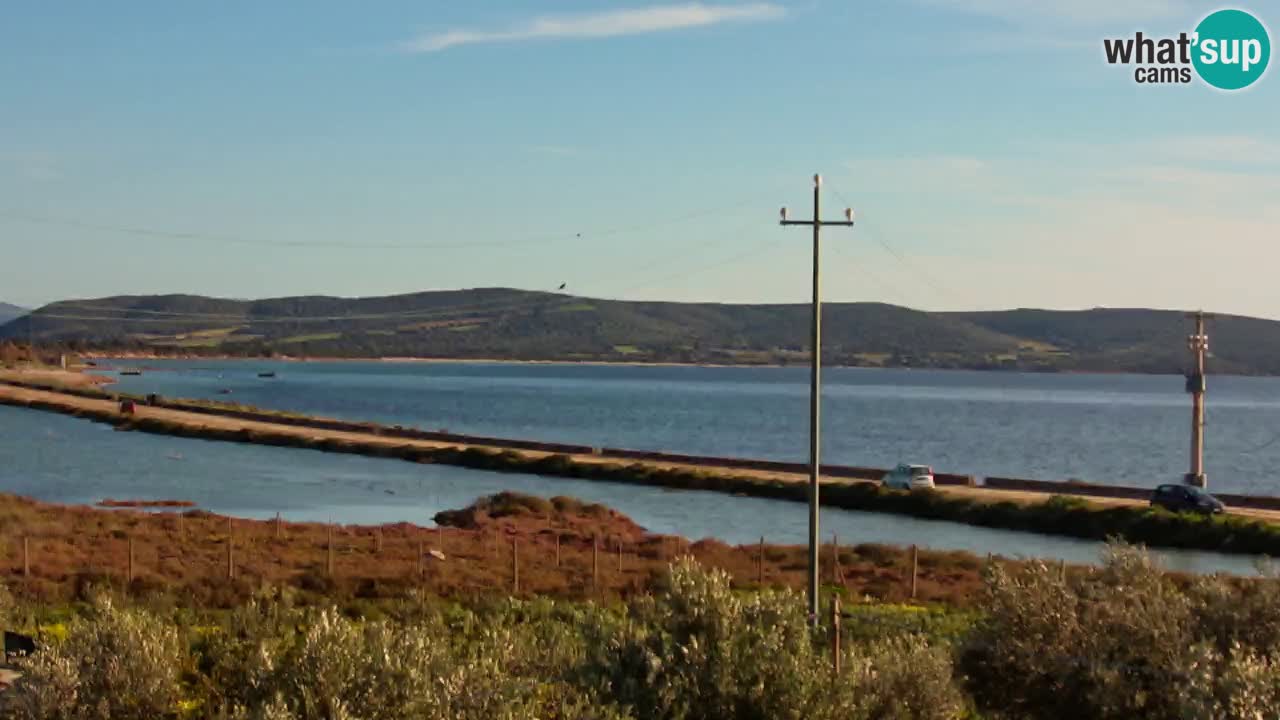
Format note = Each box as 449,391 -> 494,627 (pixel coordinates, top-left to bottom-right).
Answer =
950,309 -> 1280,375
0,302 -> 26,326
0,289 -> 1264,374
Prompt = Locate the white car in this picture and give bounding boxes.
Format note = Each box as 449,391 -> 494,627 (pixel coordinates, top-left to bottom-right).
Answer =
881,463 -> 936,490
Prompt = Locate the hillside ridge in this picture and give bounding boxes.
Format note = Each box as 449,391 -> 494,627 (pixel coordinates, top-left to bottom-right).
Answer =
1,288 -> 1268,374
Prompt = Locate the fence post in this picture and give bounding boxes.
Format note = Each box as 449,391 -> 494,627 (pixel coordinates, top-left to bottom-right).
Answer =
757,536 -> 764,585
831,594 -> 842,675
910,544 -> 918,600
592,534 -> 599,593
327,524 -> 335,577
555,533 -> 561,568
1060,558 -> 1067,583
436,525 -> 443,551
617,539 -> 623,573
275,512 -> 282,540
375,528 -> 383,554
831,533 -> 841,585
127,536 -> 135,583
512,537 -> 520,594
228,532 -> 235,580
22,536 -> 29,578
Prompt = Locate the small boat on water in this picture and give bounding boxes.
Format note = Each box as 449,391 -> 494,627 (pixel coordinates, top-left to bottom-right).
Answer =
258,371 -> 276,378
120,369 -> 142,376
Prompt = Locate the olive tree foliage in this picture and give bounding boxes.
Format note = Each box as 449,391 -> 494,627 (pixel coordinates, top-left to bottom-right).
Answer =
960,543 -> 1280,720
0,561 -> 968,720
2,595 -> 184,720
580,557 -> 964,720
206,602 -> 628,720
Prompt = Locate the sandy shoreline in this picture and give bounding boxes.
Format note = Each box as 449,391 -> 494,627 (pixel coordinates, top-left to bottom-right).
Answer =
87,353 -> 795,370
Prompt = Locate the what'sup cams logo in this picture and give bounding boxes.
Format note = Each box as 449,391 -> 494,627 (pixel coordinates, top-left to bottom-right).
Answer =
1104,8 -> 1270,90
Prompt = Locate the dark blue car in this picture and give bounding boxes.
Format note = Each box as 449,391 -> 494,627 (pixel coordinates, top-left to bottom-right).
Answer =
1150,484 -> 1225,515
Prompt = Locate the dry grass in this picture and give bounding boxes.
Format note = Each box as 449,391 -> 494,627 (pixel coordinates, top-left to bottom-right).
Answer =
0,492 -> 992,609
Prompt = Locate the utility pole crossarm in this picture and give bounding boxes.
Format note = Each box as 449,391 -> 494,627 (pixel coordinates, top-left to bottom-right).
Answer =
777,174 -> 856,626
780,220 -> 855,227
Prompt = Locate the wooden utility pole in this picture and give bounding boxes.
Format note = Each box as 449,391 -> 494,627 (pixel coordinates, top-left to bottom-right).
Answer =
1185,311 -> 1211,488
780,174 -> 855,624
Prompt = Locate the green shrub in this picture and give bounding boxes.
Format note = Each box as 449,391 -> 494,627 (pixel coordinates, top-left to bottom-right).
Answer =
579,558 -> 963,720
2,595 -> 184,720
959,543 -> 1280,719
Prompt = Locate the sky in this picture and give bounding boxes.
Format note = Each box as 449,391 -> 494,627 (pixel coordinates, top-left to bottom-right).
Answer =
1,1 -> 1277,317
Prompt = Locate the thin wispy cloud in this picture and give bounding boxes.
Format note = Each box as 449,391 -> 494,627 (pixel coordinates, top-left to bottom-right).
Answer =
915,0 -> 1190,26
525,144 -> 582,156
403,3 -> 785,53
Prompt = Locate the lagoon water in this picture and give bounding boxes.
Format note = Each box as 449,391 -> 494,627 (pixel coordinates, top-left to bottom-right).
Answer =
97,359 -> 1280,495
4,360 -> 1279,574
0,404 -> 1264,575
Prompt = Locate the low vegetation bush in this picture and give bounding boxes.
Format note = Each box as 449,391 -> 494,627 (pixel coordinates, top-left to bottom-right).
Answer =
4,595 -> 184,720
3,561 -> 964,720
960,544 -> 1280,719
7,546 -> 1280,718
580,558 -> 963,720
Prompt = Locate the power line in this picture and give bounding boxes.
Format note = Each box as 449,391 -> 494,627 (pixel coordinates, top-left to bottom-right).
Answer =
600,219 -> 777,297
17,223 -> 777,326
826,242 -> 909,308
825,185 -> 967,307
0,192 -> 773,253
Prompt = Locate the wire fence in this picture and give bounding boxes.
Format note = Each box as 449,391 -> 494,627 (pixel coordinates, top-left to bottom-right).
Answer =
2,513 -> 948,605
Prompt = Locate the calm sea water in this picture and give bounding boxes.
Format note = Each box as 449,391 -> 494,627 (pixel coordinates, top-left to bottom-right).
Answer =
97,359 -> 1280,495
0,404 -> 1263,575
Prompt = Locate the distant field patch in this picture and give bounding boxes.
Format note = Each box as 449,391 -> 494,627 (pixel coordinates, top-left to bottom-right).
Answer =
188,327 -> 244,338
1017,341 -> 1062,353
365,330 -> 395,336
448,324 -> 480,332
398,318 -> 490,332
277,332 -> 341,344
612,345 -> 642,355
550,303 -> 595,313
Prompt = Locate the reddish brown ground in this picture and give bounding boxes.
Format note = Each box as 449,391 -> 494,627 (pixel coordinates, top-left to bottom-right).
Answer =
0,492 -> 993,608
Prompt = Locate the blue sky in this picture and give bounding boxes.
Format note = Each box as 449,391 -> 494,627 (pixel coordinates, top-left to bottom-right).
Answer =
1,1 -> 1277,317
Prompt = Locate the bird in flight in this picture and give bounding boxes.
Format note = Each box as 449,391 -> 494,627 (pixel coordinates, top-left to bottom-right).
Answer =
558,283 -> 567,290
